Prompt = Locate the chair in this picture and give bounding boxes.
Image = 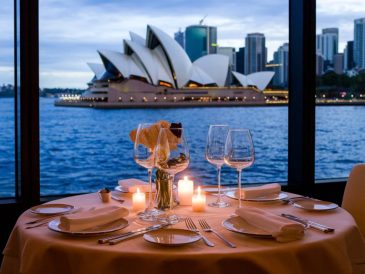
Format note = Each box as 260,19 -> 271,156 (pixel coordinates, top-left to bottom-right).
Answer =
342,164 -> 365,237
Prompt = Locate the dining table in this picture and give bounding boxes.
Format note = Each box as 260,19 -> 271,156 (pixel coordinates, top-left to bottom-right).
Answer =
1,189 -> 365,274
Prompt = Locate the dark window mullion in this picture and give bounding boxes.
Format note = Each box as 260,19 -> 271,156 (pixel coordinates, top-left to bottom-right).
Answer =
288,0 -> 316,192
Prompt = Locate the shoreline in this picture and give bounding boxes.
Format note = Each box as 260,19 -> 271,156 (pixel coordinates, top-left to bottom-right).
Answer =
54,99 -> 365,109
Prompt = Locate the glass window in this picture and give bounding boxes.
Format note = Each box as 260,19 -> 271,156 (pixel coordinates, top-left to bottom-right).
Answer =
39,0 -> 289,195
0,0 -> 15,198
316,0 -> 365,180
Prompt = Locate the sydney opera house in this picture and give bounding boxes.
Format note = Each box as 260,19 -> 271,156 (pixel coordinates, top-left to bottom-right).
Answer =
58,25 -> 275,107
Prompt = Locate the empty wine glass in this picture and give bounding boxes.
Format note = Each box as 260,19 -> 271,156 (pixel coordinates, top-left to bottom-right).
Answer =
205,125 -> 230,208
224,129 -> 255,208
154,127 -> 190,223
133,123 -> 160,221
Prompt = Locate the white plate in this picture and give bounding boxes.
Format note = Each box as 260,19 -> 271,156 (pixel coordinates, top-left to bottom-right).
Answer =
143,228 -> 201,246
225,190 -> 288,202
30,203 -> 74,215
222,216 -> 273,238
114,184 -> 156,193
203,187 -> 236,194
48,218 -> 129,236
293,199 -> 338,211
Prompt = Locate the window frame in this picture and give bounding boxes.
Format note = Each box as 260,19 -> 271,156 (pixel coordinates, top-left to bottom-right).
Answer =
0,0 -> 347,206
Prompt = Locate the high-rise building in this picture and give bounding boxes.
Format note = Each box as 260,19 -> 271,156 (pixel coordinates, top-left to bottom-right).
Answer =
235,47 -> 245,74
316,53 -> 324,76
344,41 -> 355,71
354,18 -> 365,69
244,33 -> 267,74
174,29 -> 185,49
185,25 -> 217,62
316,28 -> 339,64
273,43 -> 289,87
333,53 -> 344,74
217,47 -> 236,85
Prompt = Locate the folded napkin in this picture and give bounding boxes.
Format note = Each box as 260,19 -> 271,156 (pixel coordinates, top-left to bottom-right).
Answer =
118,178 -> 155,193
59,206 -> 129,231
235,207 -> 305,242
240,183 -> 281,199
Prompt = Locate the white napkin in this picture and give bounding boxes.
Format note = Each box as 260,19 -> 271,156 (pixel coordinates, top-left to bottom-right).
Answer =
235,207 -> 305,242
240,183 -> 281,199
59,206 -> 129,231
118,178 -> 155,193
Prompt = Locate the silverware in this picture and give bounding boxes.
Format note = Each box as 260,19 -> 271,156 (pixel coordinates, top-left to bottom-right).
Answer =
281,213 -> 335,233
185,218 -> 215,247
25,208 -> 82,229
102,223 -> 168,245
198,219 -> 236,248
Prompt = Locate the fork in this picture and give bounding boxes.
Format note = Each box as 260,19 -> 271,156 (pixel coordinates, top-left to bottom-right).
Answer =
185,218 -> 215,247
198,219 -> 236,248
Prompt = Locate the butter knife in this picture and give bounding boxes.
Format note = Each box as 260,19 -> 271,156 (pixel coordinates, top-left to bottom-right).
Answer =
281,213 -> 335,233
98,224 -> 167,244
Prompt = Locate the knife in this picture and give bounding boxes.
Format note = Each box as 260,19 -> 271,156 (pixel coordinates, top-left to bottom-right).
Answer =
281,213 -> 335,233
98,224 -> 167,244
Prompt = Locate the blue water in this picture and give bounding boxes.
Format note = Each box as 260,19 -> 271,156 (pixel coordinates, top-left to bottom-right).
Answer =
1,98 -> 364,197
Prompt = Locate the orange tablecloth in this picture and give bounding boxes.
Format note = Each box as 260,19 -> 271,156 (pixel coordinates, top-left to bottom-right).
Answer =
1,192 -> 365,274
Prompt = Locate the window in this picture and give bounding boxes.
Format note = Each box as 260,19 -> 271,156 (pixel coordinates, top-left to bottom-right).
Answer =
39,0 -> 289,195
0,0 -> 15,198
315,0 -> 365,180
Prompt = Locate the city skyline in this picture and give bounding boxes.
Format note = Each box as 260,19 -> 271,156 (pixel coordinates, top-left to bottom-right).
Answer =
1,0 -> 365,88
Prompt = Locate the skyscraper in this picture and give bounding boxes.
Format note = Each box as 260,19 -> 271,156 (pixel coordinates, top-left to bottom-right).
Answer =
217,47 -> 236,84
235,47 -> 245,74
174,29 -> 185,49
354,18 -> 365,69
244,33 -> 266,74
185,25 -> 217,62
273,43 -> 289,87
333,53 -> 344,74
316,28 -> 339,64
344,41 -> 355,71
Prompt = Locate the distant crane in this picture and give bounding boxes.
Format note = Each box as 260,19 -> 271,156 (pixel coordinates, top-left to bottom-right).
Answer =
199,15 -> 208,25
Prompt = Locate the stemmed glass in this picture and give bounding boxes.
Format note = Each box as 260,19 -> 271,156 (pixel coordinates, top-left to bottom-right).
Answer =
133,123 -> 160,221
224,129 -> 255,208
154,127 -> 190,223
205,125 -> 230,208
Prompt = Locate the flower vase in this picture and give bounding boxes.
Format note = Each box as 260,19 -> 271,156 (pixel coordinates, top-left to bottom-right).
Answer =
155,169 -> 177,210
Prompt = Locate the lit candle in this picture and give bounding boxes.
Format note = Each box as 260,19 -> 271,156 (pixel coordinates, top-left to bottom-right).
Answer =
178,176 -> 194,206
192,186 -> 206,212
132,188 -> 145,212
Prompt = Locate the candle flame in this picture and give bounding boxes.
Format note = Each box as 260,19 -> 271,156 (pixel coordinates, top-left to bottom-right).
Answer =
184,176 -> 188,181
197,186 -> 201,196
136,187 -> 140,193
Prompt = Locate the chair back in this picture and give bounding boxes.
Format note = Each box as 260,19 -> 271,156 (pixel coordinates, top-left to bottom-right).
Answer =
342,164 -> 365,237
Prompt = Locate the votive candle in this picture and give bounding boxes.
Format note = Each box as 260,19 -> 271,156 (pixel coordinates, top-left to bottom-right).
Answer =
178,176 -> 194,206
192,186 -> 206,212
132,188 -> 146,212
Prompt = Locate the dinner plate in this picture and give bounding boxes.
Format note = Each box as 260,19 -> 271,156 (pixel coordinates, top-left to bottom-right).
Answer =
293,199 -> 338,211
222,216 -> 273,238
203,187 -> 235,194
114,184 -> 157,193
30,203 -> 74,215
48,218 -> 129,236
143,228 -> 201,246
225,190 -> 288,202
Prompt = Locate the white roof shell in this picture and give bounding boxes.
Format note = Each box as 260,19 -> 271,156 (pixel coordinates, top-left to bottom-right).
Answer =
193,54 -> 229,87
147,25 -> 192,88
188,65 -> 216,85
98,49 -> 148,80
232,71 -> 274,91
129,31 -> 146,46
124,40 -> 175,87
87,63 -> 106,80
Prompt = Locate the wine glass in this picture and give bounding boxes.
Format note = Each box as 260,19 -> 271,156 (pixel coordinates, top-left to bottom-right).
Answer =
133,123 -> 160,221
205,125 -> 230,208
224,129 -> 255,208
154,127 -> 190,223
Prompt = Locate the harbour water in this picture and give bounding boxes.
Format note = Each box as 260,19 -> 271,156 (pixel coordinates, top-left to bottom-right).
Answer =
0,98 -> 364,197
